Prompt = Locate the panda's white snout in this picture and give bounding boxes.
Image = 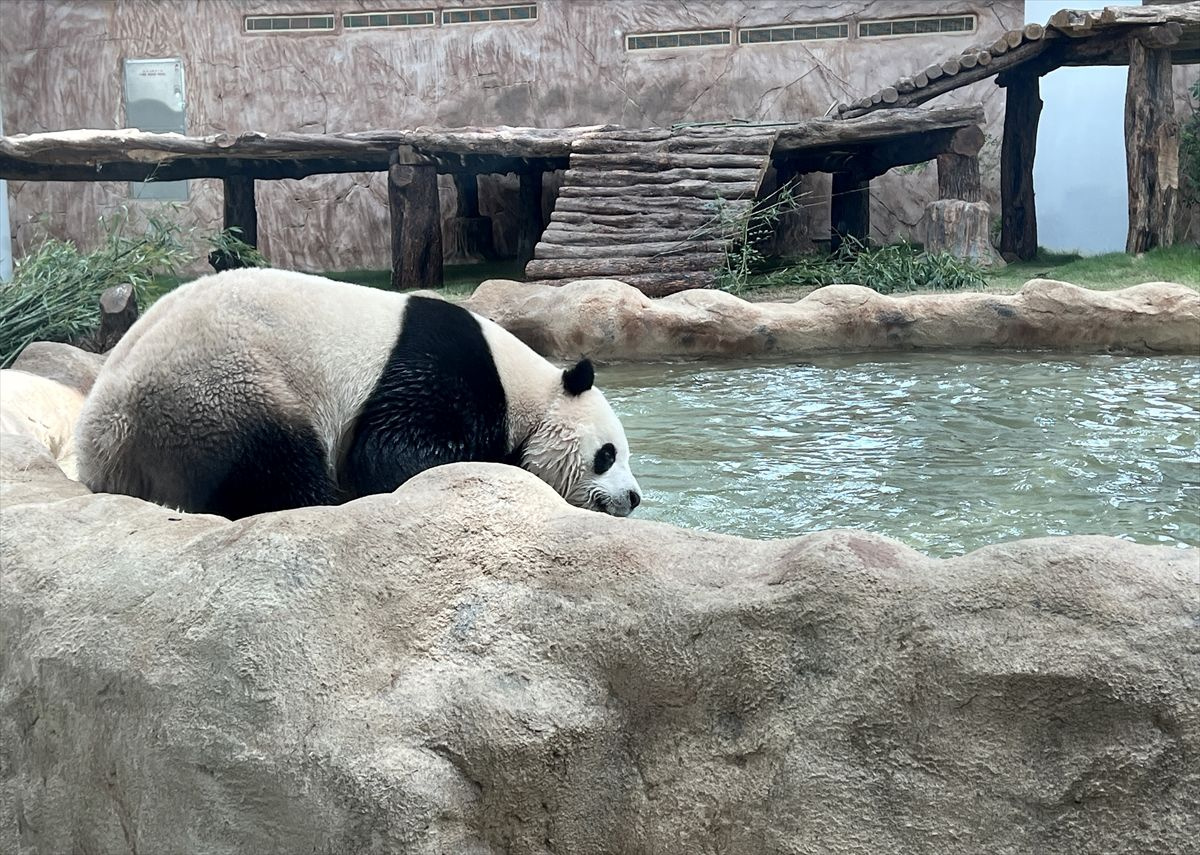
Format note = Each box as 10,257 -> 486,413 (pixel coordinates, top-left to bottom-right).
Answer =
599,485 -> 641,517
590,465 -> 642,517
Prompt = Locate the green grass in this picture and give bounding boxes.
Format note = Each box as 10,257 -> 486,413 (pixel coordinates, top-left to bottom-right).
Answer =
735,244 -> 1200,303
983,245 -> 1200,292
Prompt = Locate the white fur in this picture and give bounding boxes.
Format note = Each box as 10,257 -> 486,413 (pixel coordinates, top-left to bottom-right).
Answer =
77,268 -> 640,515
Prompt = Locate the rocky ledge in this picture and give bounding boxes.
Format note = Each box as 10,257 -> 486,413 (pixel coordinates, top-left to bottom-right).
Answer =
464,278 -> 1200,361
2,286 -> 1197,852
2,427 -> 1197,853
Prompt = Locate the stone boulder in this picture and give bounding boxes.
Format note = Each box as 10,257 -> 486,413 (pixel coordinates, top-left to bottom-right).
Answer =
0,370 -> 86,479
463,278 -> 1200,361
1,434 -> 1196,854
9,341 -> 106,394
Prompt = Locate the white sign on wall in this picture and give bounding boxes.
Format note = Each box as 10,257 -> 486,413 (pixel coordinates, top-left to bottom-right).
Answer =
124,58 -> 188,201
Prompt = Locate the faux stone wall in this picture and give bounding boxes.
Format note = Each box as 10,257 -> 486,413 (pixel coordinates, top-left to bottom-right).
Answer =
2,0 -> 1021,272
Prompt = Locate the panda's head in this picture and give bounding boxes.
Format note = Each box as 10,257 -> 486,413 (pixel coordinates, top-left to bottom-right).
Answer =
521,359 -> 641,517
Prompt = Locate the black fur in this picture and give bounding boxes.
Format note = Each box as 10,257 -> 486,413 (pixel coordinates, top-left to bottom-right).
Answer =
203,416 -> 338,519
593,442 -> 616,475
562,359 -> 594,396
341,296 -> 510,498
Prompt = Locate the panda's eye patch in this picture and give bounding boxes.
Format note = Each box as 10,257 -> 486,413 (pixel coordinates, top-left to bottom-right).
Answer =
593,443 -> 617,475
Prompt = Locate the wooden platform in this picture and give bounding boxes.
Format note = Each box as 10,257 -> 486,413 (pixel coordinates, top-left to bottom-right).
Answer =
0,108 -> 985,294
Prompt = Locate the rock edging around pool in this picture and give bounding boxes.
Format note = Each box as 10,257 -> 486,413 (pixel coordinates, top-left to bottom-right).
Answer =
2,428 -> 1198,853
463,278 -> 1200,361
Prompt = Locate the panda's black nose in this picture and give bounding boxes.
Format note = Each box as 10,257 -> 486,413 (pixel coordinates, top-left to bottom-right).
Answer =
628,490 -> 641,510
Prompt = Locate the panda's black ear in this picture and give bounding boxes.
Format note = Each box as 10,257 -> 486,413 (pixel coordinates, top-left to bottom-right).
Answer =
562,358 -> 594,396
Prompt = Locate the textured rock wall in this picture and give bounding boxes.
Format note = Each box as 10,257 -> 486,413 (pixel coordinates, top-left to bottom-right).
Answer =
2,0 -> 1020,271
1,431 -> 1197,854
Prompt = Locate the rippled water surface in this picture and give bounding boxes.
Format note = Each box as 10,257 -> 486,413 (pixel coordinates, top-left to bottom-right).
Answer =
601,352 -> 1200,556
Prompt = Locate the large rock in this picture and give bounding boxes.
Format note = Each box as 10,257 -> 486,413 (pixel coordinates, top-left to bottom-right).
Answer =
9,341 -> 106,394
0,370 -> 85,479
464,278 -> 1200,361
1,434 -> 1196,854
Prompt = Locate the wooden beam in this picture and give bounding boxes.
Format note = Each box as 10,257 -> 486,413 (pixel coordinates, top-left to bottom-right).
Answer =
517,169 -> 545,265
222,176 -> 258,247
388,158 -> 443,290
0,156 -> 392,182
1000,72 -> 1042,261
1050,4 -> 1200,36
1125,36 -> 1179,253
774,105 -> 984,152
776,123 -> 984,179
830,172 -> 870,252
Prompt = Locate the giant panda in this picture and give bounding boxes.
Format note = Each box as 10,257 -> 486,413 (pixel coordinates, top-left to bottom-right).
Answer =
75,268 -> 641,520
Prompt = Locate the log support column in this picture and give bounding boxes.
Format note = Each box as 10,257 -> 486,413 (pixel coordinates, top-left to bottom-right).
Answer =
999,71 -> 1041,261
1125,33 -> 1179,253
830,171 -> 870,252
517,168 -> 545,266
936,125 -> 985,202
926,123 -> 1000,266
389,147 -> 443,290
212,176 -> 259,271
222,176 -> 258,246
765,159 -> 805,256
445,173 -> 496,263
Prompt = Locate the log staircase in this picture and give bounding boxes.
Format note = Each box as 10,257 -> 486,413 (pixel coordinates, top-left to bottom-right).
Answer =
525,125 -> 780,295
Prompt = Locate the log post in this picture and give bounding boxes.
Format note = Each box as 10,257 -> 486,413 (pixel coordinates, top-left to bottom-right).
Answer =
95,283 -> 138,352
999,71 -> 1041,261
445,172 -> 496,263
1125,34 -> 1179,253
454,172 -> 480,218
830,171 -> 870,252
388,147 -> 443,290
937,154 -> 982,202
923,200 -> 1004,267
766,160 -> 804,256
937,124 -> 984,202
517,168 -> 545,265
222,176 -> 258,246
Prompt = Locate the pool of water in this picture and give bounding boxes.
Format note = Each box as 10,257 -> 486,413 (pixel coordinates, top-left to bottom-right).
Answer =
601,352 -> 1200,557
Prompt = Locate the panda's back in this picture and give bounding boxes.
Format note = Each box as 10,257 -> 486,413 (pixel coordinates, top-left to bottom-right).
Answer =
77,269 -> 410,515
